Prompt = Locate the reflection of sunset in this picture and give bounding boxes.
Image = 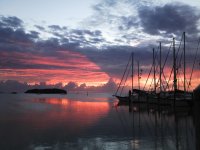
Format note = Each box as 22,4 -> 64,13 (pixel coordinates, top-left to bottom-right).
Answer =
27,98 -> 110,131
43,98 -> 70,106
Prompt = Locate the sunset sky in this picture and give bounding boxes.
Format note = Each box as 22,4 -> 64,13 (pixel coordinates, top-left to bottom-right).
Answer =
0,0 -> 200,91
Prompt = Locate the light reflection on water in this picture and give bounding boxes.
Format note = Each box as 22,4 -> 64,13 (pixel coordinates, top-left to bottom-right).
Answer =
0,93 -> 198,150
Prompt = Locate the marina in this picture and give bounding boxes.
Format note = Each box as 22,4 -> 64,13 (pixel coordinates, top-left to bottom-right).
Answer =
114,32 -> 199,108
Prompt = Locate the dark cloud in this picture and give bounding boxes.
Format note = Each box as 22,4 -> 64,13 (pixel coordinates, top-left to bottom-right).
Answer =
48,25 -> 62,30
0,79 -> 117,93
0,80 -> 28,92
71,29 -> 102,37
138,3 -> 200,35
118,16 -> 139,30
64,82 -> 78,90
34,25 -> 45,31
29,31 -> 40,39
43,25 -> 104,47
78,46 -> 155,78
0,27 -> 36,44
48,25 -> 67,31
0,16 -> 23,29
0,17 -> 39,44
63,29 -> 105,47
38,38 -> 59,47
63,78 -> 117,92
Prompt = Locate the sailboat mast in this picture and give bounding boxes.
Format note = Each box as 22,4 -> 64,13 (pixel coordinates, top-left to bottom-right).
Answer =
132,52 -> 134,92
159,42 -> 162,93
153,48 -> 156,93
183,32 -> 186,97
173,38 -> 177,99
138,60 -> 140,90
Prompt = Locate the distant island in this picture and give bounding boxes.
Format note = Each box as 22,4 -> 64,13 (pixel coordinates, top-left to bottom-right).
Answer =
25,88 -> 67,94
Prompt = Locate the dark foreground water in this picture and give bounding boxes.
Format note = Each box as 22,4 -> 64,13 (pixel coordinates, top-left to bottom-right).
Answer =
0,93 -> 198,150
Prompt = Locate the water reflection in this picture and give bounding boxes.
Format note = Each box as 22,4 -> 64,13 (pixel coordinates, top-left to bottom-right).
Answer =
30,98 -> 110,130
0,94 -> 198,150
116,103 -> 196,150
194,101 -> 200,150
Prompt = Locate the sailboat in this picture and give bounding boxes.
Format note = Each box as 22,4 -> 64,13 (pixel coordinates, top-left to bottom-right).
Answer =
113,52 -> 134,103
114,53 -> 145,104
114,32 -> 196,107
146,33 -> 194,106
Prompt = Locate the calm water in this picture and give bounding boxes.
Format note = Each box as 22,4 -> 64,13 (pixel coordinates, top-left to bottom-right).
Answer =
0,93 -> 198,150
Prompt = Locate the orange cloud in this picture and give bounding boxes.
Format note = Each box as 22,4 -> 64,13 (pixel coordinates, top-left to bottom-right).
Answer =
0,50 -> 110,86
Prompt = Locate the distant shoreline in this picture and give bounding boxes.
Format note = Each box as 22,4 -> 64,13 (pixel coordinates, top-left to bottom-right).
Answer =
25,88 -> 67,94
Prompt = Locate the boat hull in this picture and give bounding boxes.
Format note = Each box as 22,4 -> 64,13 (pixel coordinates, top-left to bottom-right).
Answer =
115,96 -> 130,103
116,95 -> 193,107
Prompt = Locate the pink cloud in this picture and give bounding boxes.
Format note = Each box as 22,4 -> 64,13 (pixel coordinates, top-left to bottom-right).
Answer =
0,50 -> 110,86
